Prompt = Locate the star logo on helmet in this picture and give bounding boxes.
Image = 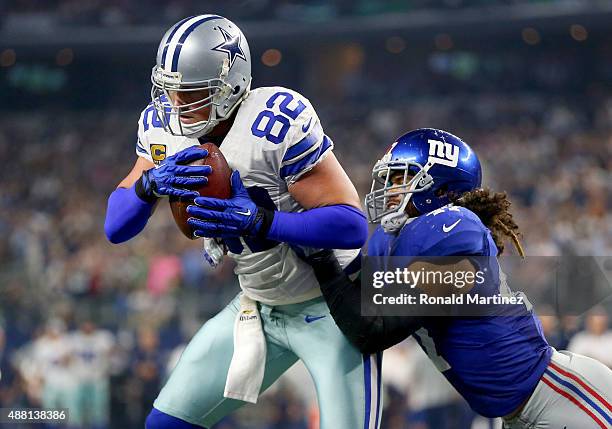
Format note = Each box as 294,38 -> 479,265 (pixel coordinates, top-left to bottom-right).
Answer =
212,27 -> 247,69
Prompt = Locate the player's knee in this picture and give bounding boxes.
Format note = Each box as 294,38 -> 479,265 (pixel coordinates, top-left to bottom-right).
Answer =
145,408 -> 205,429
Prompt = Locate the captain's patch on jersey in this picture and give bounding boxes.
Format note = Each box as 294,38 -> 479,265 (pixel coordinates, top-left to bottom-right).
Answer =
150,144 -> 167,164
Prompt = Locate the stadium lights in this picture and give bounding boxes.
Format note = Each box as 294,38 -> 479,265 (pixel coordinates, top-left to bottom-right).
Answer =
522,27 -> 541,45
343,44 -> 365,69
261,48 -> 282,67
434,34 -> 453,51
570,24 -> 588,41
0,49 -> 16,67
386,36 -> 406,54
56,48 -> 74,66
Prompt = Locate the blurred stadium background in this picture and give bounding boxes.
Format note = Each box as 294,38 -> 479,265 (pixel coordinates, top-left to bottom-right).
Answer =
1,1 -> 612,428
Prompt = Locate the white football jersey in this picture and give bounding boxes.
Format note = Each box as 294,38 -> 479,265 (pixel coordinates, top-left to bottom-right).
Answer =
136,86 -> 359,305
70,330 -> 114,381
32,335 -> 77,388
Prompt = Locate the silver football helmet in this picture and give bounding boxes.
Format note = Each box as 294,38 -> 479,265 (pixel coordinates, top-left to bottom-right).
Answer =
151,15 -> 252,138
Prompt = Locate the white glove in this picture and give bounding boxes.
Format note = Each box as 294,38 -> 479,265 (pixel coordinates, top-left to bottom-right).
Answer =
203,238 -> 225,267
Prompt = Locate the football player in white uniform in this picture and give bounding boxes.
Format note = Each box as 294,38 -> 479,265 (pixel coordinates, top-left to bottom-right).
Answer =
104,15 -> 378,429
70,321 -> 114,429
31,320 -> 79,418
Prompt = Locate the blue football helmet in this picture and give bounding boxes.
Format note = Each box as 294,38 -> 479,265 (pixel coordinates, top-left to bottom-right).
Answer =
365,128 -> 482,232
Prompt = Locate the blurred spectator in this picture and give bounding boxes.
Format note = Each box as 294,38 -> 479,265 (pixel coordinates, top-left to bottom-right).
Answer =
2,0 -> 583,28
405,357 -> 472,429
70,321 -> 114,429
31,320 -> 79,428
127,327 -> 164,425
568,306 -> 612,368
537,307 -> 567,350
390,339 -> 475,429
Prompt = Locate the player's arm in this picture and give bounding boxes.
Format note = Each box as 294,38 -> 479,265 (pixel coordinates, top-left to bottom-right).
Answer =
104,147 -> 210,244
287,151 -> 360,209
117,155 -> 155,189
313,216 -> 484,353
308,254 -> 477,354
408,258 -> 477,297
186,90 -> 367,249
104,156 -> 156,244
262,152 -> 366,248
187,152 -> 367,249
307,251 -> 422,354
185,158 -> 368,249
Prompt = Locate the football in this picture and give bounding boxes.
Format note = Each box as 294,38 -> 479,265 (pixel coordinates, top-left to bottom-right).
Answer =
169,143 -> 232,239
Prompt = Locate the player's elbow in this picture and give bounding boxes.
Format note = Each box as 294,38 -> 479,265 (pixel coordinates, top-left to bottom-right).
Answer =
104,221 -> 126,244
104,214 -> 148,244
104,187 -> 152,244
104,213 -> 132,244
339,206 -> 368,248
105,232 -> 124,245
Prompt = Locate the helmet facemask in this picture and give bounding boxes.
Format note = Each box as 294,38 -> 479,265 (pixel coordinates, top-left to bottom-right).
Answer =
150,59 -> 235,138
365,160 -> 434,233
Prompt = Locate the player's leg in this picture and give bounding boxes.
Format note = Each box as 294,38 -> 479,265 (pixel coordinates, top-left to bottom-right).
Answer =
149,294 -> 299,428
61,384 -> 81,429
146,409 -> 203,429
74,381 -> 90,427
503,349 -> 612,429
280,297 -> 383,429
89,379 -> 110,429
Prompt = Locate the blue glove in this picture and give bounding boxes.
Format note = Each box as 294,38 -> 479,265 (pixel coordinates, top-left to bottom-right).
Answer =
186,171 -> 274,238
135,146 -> 211,201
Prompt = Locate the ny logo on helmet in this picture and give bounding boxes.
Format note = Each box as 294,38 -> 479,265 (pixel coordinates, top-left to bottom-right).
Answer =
428,139 -> 459,167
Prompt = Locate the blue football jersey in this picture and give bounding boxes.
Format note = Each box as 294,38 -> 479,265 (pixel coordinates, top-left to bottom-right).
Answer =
368,205 -> 552,417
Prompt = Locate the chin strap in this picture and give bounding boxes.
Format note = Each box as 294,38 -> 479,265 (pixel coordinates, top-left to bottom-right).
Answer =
381,190 -> 414,233
381,211 -> 408,234
379,164 -> 435,234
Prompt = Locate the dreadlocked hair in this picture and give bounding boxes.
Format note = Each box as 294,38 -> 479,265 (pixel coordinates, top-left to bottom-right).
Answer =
450,188 -> 525,257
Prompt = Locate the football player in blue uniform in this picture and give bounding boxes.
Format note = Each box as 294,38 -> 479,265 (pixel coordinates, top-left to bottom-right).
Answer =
310,128 -> 612,428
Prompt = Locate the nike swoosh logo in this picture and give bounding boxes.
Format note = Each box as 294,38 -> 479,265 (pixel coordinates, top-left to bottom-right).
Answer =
304,315 -> 326,324
302,117 -> 312,133
235,209 -> 251,216
442,219 -> 461,233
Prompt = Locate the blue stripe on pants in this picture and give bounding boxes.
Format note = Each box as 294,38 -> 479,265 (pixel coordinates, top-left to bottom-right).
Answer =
545,368 -> 611,424
375,352 -> 382,429
363,354 -> 371,429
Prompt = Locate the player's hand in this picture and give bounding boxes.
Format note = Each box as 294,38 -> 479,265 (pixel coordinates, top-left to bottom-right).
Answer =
186,171 -> 273,238
137,146 -> 211,199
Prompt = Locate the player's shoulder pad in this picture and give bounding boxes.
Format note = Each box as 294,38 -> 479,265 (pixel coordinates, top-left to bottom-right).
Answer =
136,101 -> 165,137
134,102 -> 156,160
246,86 -> 331,183
408,205 -> 490,256
248,86 -> 313,109
244,86 -> 318,132
367,225 -> 390,257
422,205 -> 486,230
135,101 -> 178,163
